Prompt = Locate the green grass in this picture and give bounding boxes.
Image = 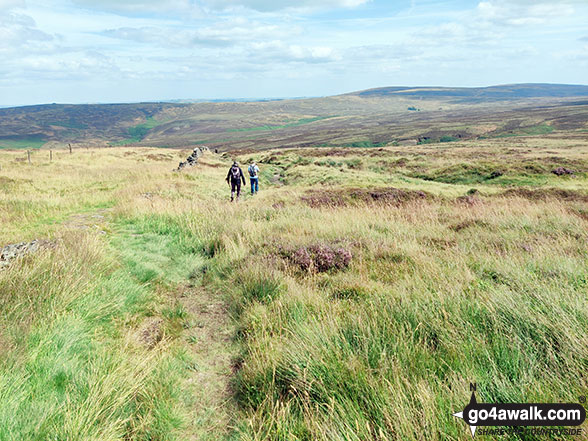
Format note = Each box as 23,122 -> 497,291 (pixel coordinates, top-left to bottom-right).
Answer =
128,117 -> 162,140
0,137 -> 47,150
1,142 -> 588,440
220,202 -> 588,441
111,117 -> 165,145
112,216 -> 205,286
344,140 -> 387,147
0,210 -> 213,441
49,120 -> 89,129
0,233 -> 177,440
418,135 -> 459,144
523,124 -> 554,135
315,140 -> 388,148
492,123 -> 555,138
110,138 -> 138,146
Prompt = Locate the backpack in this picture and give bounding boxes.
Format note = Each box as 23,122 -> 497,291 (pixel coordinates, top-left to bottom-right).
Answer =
248,165 -> 257,177
231,166 -> 240,180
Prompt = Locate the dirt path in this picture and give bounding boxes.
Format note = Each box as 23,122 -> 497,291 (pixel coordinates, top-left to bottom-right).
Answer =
177,285 -> 238,441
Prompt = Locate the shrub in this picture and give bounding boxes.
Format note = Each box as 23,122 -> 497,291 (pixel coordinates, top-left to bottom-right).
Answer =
289,244 -> 352,272
291,247 -> 312,271
345,158 -> 363,169
439,135 -> 459,143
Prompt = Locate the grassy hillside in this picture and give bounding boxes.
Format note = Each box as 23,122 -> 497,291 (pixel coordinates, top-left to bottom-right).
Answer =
1,131 -> 587,440
1,84 -> 587,151
354,83 -> 588,101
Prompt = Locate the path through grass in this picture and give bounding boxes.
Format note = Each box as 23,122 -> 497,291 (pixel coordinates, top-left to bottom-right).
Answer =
1,140 -> 587,440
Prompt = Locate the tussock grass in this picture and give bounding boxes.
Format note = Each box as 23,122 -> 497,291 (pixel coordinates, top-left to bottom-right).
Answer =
0,232 -> 182,440
1,139 -> 587,440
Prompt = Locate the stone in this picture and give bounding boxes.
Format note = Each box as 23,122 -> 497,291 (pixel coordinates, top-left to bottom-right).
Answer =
176,146 -> 207,171
0,240 -> 42,269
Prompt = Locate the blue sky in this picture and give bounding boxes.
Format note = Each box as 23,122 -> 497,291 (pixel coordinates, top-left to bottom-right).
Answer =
0,0 -> 587,105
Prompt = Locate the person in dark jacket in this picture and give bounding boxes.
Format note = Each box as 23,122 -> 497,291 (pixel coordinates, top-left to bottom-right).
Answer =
226,161 -> 246,201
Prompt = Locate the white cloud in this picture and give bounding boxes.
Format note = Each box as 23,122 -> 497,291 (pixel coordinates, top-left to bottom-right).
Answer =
0,0 -> 24,11
0,12 -> 53,51
70,0 -> 369,15
476,1 -> 575,26
18,51 -> 115,75
71,0 -> 205,17
103,26 -> 233,47
204,0 -> 369,12
102,19 -> 301,48
1,0 -> 587,105
345,44 -> 421,63
246,40 -> 340,63
0,48 -> 120,84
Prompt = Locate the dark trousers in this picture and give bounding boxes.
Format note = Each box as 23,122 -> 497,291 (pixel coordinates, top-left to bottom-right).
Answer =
231,180 -> 241,201
250,177 -> 259,194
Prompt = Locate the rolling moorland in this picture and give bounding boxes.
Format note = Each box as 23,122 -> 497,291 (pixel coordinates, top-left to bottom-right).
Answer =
1,83 -> 588,151
0,85 -> 588,440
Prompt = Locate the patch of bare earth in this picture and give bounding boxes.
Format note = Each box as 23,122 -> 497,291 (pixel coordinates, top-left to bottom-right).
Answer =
138,317 -> 164,349
62,208 -> 111,233
177,286 -> 237,441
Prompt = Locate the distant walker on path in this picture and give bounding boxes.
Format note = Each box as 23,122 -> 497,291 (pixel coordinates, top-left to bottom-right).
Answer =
226,161 -> 246,202
248,161 -> 260,195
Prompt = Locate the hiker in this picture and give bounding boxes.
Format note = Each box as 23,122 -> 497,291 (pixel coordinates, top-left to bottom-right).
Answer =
226,161 -> 246,201
248,161 -> 260,195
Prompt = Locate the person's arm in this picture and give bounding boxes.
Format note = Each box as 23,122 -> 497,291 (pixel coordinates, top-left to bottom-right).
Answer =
226,168 -> 231,182
240,168 -> 246,184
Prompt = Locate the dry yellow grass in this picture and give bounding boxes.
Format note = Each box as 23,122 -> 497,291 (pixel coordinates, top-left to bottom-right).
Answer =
1,136 -> 587,440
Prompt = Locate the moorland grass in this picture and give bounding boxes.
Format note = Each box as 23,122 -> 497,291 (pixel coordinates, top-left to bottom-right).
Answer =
227,116 -> 333,132
0,137 -> 47,150
0,139 -> 587,440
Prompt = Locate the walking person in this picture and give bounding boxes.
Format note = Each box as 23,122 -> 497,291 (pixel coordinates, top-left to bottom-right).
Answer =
248,161 -> 260,195
226,161 -> 246,201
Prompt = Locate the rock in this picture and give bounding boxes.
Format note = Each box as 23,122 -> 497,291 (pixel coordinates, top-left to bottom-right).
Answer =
176,147 -> 207,170
0,240 -> 43,269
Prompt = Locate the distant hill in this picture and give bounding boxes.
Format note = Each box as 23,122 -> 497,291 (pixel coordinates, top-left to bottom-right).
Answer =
352,83 -> 588,102
0,83 -> 587,151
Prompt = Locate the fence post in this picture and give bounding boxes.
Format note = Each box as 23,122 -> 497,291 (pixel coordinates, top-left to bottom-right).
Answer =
69,143 -> 72,154
27,150 -> 31,164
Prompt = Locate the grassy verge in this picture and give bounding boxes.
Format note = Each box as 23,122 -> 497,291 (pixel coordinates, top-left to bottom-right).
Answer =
0,209 -> 220,440
0,230 -> 170,440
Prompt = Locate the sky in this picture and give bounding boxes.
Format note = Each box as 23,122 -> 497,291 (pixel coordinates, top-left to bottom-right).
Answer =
0,0 -> 587,105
